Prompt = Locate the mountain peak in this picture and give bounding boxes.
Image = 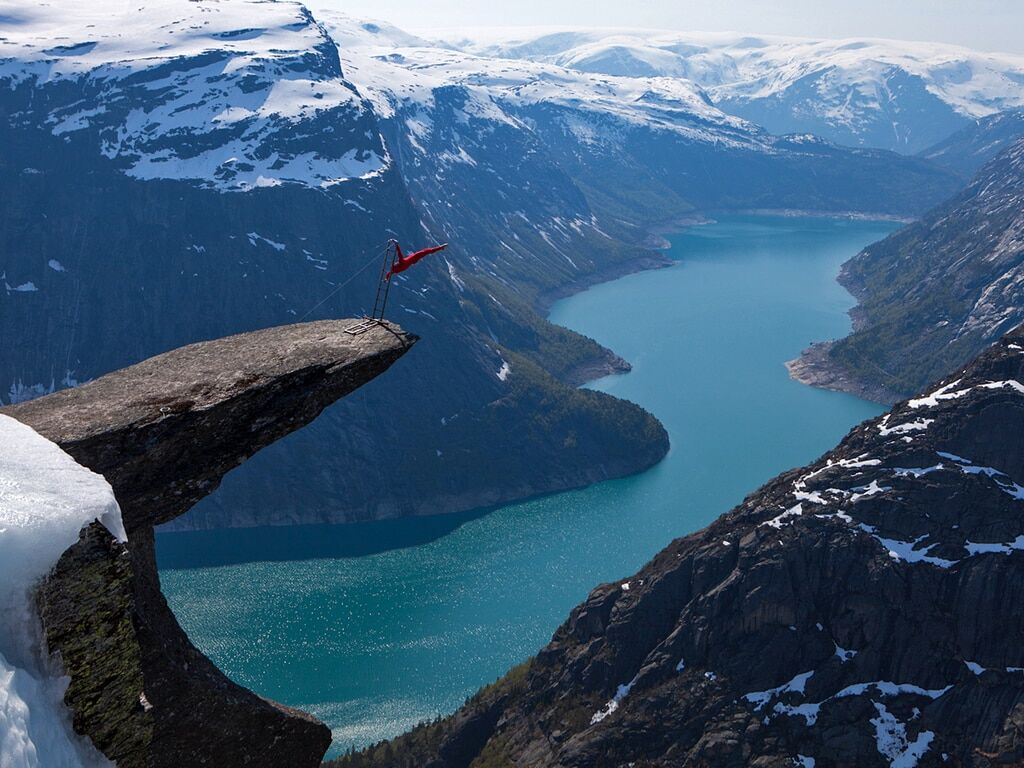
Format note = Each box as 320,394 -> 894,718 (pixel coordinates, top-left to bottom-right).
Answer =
0,0 -> 389,191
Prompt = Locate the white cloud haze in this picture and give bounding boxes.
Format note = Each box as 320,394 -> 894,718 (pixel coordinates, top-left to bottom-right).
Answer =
311,0 -> 1024,54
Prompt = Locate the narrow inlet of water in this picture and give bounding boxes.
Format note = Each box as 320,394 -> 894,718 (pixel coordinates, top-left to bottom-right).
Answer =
158,215 -> 895,754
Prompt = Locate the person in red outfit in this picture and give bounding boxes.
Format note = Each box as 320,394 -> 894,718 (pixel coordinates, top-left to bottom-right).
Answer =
386,242 -> 448,279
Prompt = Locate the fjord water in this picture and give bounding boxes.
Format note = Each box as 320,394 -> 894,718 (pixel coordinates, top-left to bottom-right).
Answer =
157,215 -> 893,755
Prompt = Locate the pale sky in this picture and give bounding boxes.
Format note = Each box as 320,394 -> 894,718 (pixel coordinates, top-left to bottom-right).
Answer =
312,0 -> 1024,54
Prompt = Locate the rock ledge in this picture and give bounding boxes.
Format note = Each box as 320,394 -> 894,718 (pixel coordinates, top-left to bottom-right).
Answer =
3,319 -> 415,768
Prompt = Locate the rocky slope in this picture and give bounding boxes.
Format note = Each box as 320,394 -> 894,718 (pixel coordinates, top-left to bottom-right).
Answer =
2,319 -> 414,767
791,137 -> 1024,404
920,109 -> 1024,179
334,326 -> 1024,767
0,0 -> 961,530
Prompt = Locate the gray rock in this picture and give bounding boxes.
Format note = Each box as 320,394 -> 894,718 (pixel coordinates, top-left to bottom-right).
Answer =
795,136 -> 1024,403
3,319 -> 415,768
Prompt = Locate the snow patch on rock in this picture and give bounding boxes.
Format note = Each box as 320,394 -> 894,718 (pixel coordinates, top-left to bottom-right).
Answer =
0,414 -> 125,768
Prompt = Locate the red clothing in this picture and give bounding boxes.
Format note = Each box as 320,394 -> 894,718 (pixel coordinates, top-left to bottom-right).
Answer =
386,242 -> 448,279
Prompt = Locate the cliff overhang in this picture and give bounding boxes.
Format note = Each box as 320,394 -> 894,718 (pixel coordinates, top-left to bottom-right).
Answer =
2,319 -> 415,768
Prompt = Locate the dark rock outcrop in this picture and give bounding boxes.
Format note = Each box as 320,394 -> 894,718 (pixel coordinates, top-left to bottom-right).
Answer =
3,319 -> 415,768
335,326 -> 1024,767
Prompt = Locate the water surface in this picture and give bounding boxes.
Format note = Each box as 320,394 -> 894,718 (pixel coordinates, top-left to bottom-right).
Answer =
158,215 -> 894,754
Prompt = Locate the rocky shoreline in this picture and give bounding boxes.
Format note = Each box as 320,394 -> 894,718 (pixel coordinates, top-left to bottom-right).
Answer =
164,241 -> 676,532
786,341 -> 902,405
788,138 -> 1024,410
730,207 -> 915,223
536,250 -> 675,316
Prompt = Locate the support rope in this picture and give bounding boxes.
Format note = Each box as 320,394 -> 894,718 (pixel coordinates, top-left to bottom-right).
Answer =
298,243 -> 391,322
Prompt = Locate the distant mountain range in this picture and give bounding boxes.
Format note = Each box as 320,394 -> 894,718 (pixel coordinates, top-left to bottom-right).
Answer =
920,109 -> 1024,178
0,1 -> 1007,529
326,16 -> 961,231
448,28 -> 1024,154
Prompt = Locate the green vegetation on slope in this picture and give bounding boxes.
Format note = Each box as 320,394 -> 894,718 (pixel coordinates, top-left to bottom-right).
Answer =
822,138 -> 1024,401
327,660 -> 533,768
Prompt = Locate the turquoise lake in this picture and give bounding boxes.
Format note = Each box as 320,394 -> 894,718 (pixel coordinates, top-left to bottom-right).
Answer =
157,215 -> 895,756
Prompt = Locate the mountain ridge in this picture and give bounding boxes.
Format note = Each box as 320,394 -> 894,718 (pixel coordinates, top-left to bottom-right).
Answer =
918,109 -> 1024,178
792,136 -> 1024,405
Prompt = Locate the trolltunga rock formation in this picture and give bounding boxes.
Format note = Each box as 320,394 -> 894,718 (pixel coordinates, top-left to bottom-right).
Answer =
2,319 -> 415,768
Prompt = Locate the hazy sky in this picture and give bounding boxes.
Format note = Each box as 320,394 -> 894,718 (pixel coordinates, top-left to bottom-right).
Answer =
312,0 -> 1024,54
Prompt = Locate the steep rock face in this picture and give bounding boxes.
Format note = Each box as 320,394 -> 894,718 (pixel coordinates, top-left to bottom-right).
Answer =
336,327 -> 1024,767
2,319 -> 415,768
792,137 -> 1024,404
919,109 -> 1024,179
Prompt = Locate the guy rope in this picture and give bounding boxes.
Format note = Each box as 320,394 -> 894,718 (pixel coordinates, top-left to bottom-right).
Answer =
344,239 -> 448,335
296,238 -> 447,331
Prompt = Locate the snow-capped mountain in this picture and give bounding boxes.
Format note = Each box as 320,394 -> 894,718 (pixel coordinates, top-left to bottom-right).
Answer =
445,28 -> 1024,153
0,1 -> 959,530
0,0 -> 386,190
328,17 -> 756,147
324,12 -> 958,247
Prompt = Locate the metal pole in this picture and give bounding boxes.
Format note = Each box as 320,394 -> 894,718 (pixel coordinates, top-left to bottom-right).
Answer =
378,263 -> 395,320
371,240 -> 396,320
